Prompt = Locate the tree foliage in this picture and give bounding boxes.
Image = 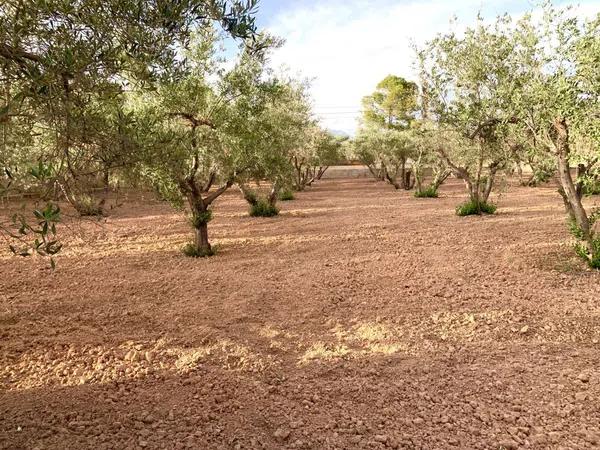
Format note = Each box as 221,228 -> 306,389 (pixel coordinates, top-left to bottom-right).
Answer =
418,4 -> 600,263
362,75 -> 418,130
0,0 -> 260,261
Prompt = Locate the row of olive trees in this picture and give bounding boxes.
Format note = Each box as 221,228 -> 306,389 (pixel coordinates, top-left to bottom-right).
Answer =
0,0 -> 262,261
129,31 -> 344,255
352,125 -> 451,198
0,0 -> 342,261
352,5 -> 599,267
417,5 -> 599,266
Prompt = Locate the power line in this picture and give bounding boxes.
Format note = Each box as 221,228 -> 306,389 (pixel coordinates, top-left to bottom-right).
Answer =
315,111 -> 361,114
313,105 -> 361,108
314,111 -> 362,114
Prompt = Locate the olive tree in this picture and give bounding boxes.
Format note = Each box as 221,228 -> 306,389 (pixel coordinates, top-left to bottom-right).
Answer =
411,124 -> 451,198
508,8 -> 600,267
1,0 -> 259,262
290,126 -> 345,191
418,16 -> 518,214
236,79 -> 312,215
133,32 -> 282,256
1,0 -> 259,216
354,127 -> 416,190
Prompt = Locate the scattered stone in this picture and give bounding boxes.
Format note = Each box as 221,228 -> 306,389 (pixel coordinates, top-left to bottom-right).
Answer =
577,372 -> 591,383
289,420 -> 304,429
585,431 -> 599,445
374,434 -> 388,443
273,427 -> 290,441
497,438 -> 518,449
520,325 -> 529,334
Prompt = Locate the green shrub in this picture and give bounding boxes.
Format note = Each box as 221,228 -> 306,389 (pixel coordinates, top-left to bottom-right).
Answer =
583,183 -> 600,196
182,243 -> 217,258
278,189 -> 295,201
569,209 -> 600,269
574,240 -> 600,269
190,210 -> 213,228
414,187 -> 439,198
249,199 -> 279,217
531,169 -> 554,186
243,190 -> 258,205
567,217 -> 584,240
73,194 -> 104,216
455,200 -> 497,216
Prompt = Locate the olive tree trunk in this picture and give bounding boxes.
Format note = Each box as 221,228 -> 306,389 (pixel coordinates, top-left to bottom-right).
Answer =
181,174 -> 232,255
553,118 -> 594,255
194,219 -> 211,254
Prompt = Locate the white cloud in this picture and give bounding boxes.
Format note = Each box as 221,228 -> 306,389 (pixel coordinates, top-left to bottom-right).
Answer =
265,0 -> 599,135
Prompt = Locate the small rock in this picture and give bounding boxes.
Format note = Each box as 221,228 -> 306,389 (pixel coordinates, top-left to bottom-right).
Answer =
374,434 -> 388,443
575,391 -> 588,401
520,325 -> 529,334
289,420 -> 304,429
577,372 -> 591,383
273,427 -> 290,441
585,431 -> 599,445
141,414 -> 154,424
497,438 -> 518,449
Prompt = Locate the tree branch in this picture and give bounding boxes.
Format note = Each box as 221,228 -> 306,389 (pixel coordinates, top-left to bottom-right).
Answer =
167,112 -> 215,129
0,43 -> 43,64
204,179 -> 234,205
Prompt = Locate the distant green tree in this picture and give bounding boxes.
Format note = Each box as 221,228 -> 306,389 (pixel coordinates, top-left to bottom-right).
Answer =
362,75 -> 418,130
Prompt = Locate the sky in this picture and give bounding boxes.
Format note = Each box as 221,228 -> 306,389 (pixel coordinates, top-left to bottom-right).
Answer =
251,0 -> 599,135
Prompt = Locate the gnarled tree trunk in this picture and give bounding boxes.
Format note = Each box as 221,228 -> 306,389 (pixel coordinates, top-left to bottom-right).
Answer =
553,118 -> 594,255
194,218 -> 211,254
268,181 -> 279,207
403,169 -> 415,190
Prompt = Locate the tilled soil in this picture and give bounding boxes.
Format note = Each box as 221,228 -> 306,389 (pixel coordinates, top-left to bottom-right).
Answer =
1,178 -> 599,450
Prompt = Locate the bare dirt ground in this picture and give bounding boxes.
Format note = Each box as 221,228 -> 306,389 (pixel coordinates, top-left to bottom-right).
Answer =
1,178 -> 600,450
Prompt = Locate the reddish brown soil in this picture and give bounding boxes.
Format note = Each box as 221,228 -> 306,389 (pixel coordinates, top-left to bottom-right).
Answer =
1,178 -> 600,450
